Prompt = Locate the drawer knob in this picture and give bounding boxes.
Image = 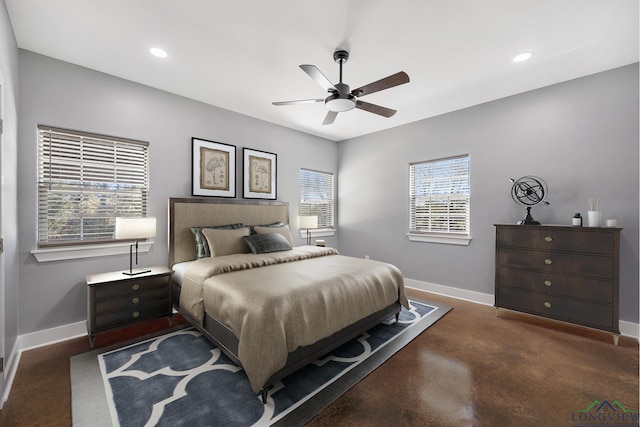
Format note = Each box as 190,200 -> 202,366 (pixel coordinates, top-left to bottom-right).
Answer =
132,297 -> 140,304
544,258 -> 552,265
544,280 -> 552,287
544,236 -> 552,243
132,284 -> 140,291
544,302 -> 552,308
132,311 -> 140,318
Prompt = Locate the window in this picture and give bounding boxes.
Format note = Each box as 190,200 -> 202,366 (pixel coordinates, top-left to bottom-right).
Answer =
409,154 -> 471,245
37,125 -> 150,247
299,168 -> 335,230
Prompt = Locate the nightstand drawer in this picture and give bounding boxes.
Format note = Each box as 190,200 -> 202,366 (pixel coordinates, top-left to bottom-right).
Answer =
496,267 -> 613,303
95,288 -> 169,313
94,276 -> 169,300
94,301 -> 170,331
498,287 -> 614,331
497,227 -> 614,254
497,248 -> 613,279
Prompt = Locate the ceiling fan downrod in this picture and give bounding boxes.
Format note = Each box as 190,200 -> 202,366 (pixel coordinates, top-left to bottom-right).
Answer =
326,50 -> 355,112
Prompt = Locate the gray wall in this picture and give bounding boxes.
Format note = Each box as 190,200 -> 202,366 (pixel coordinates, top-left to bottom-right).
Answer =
14,50 -> 640,336
17,50 -> 338,335
337,63 -> 639,323
0,0 -> 20,378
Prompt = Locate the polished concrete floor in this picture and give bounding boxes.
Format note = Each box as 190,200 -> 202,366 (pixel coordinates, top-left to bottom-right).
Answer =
0,289 -> 637,426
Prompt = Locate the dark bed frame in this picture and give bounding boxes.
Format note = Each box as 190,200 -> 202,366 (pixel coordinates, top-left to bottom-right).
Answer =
168,198 -> 401,403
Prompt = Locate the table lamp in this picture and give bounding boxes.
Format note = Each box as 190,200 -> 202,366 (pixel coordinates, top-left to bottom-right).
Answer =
115,216 -> 156,276
298,215 -> 318,246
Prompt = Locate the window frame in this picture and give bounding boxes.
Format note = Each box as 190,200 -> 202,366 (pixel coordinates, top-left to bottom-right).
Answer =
408,154 -> 471,246
32,125 -> 152,262
299,168 -> 336,239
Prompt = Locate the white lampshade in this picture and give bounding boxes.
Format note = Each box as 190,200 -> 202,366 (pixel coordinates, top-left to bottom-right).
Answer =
298,215 -> 318,230
115,217 -> 156,239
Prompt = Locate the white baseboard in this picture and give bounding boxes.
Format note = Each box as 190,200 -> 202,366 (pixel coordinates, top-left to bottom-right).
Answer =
405,278 -> 639,340
17,320 -> 87,352
1,321 -> 87,408
1,339 -> 19,409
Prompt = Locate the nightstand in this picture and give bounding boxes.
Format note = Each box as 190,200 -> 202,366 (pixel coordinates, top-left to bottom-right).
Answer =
86,266 -> 174,348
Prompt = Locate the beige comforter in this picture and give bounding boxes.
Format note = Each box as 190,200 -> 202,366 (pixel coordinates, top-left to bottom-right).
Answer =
180,246 -> 408,393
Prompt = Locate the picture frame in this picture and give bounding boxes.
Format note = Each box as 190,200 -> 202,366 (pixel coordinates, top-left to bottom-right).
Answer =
243,148 -> 277,199
192,137 -> 236,197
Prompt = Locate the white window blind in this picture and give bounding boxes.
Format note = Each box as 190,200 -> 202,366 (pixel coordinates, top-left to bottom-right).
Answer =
410,154 -> 470,236
37,125 -> 150,246
300,168 -> 334,229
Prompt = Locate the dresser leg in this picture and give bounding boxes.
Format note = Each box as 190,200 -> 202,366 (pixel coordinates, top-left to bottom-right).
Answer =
89,335 -> 95,349
613,334 -> 620,346
494,307 -> 499,317
168,315 -> 173,327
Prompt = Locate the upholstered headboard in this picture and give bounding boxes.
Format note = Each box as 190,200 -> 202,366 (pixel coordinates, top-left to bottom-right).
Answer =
168,197 -> 289,266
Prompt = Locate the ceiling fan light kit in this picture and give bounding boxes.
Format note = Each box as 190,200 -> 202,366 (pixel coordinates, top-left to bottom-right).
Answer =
273,48 -> 410,125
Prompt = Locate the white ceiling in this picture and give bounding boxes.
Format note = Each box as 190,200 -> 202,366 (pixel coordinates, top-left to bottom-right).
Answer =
5,0 -> 639,141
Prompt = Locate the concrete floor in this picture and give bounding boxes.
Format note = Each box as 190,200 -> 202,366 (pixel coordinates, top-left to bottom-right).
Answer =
0,288 -> 637,427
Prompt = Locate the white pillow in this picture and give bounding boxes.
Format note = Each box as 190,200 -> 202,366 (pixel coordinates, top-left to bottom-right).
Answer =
253,224 -> 294,246
201,227 -> 250,257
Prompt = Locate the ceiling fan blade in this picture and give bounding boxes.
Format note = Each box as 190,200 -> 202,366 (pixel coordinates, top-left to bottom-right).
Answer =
356,100 -> 397,118
300,65 -> 337,92
322,111 -> 338,125
272,98 -> 324,106
352,71 -> 409,97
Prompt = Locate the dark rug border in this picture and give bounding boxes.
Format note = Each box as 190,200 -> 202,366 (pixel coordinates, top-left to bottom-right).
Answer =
70,298 -> 451,427
272,298 -> 452,426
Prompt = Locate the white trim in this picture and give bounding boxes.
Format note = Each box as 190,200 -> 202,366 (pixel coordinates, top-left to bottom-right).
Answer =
405,278 -> 639,340
407,233 -> 471,246
31,241 -> 153,262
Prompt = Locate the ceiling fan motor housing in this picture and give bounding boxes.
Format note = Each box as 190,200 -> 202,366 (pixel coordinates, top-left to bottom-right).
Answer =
325,82 -> 356,112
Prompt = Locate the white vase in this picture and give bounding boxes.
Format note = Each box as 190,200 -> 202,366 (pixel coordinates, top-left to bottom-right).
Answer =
587,210 -> 602,227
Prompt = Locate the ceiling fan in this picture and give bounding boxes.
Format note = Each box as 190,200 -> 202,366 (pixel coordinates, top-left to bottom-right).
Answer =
272,49 -> 410,125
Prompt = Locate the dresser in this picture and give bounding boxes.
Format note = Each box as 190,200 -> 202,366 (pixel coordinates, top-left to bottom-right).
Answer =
86,266 -> 174,348
494,224 -> 621,344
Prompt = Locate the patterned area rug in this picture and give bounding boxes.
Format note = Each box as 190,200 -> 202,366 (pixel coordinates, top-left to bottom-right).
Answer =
71,299 -> 450,427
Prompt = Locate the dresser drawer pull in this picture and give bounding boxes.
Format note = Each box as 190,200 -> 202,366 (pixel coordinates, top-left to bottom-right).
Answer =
132,284 -> 140,291
132,311 -> 140,318
544,302 -> 552,308
544,236 -> 552,243
544,280 -> 552,287
544,258 -> 552,265
132,297 -> 140,304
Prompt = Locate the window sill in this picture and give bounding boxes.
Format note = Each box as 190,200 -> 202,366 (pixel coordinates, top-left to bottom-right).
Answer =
407,233 -> 471,246
31,241 -> 153,262
298,229 -> 336,239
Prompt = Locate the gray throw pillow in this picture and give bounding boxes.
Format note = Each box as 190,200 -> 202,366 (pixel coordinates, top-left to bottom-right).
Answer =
243,233 -> 292,254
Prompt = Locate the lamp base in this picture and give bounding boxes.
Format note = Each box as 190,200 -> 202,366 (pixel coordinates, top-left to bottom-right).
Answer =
122,269 -> 151,276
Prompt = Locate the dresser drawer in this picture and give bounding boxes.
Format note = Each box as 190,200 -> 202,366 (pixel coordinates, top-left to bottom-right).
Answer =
497,248 -> 613,279
497,227 -> 614,255
93,275 -> 169,300
93,300 -> 170,331
496,267 -> 612,303
497,287 -> 615,331
95,288 -> 169,313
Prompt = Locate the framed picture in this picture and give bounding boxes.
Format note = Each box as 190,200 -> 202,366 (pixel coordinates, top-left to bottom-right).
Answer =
192,137 -> 236,197
243,148 -> 277,199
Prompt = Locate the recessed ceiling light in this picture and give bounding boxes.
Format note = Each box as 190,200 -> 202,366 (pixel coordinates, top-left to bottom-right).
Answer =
513,52 -> 534,63
150,47 -> 168,58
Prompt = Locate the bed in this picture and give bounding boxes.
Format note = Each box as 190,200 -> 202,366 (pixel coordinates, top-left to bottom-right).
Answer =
168,197 -> 409,403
